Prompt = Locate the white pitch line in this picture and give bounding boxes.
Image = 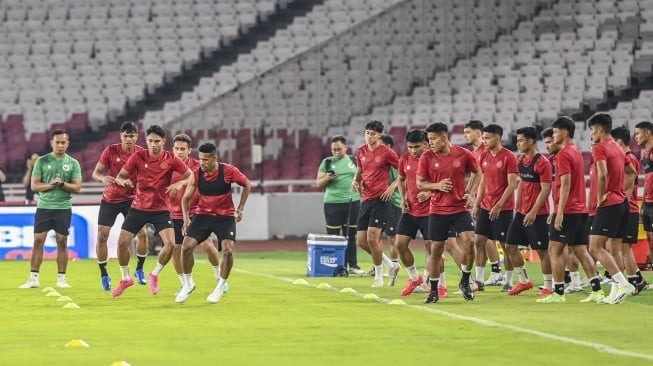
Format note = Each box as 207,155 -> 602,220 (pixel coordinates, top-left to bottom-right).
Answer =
235,268 -> 653,362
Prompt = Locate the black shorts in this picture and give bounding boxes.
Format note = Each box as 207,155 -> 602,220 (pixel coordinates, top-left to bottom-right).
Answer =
428,211 -> 475,242
185,214 -> 236,244
357,198 -> 388,231
505,213 -> 549,250
549,213 -> 589,245
620,212 -> 640,244
396,213 -> 429,239
591,201 -> 626,238
172,218 -> 185,244
34,208 -> 72,236
474,208 -> 513,242
641,202 -> 653,232
121,208 -> 173,235
97,199 -> 132,227
384,204 -> 402,236
324,201 -> 360,229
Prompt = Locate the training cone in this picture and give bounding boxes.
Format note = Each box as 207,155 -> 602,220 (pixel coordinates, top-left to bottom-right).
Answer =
41,287 -> 55,293
339,287 -> 357,293
316,283 -> 331,289
292,279 -> 309,285
363,293 -> 379,299
65,339 -> 89,348
45,291 -> 62,297
56,296 -> 73,302
388,299 -> 406,305
110,362 -> 132,366
62,303 -> 80,309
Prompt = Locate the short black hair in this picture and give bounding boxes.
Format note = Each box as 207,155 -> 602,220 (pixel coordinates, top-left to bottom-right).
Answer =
587,112 -> 612,133
464,120 -> 484,131
425,122 -> 448,135
365,120 -> 384,133
610,126 -> 631,146
51,129 -> 68,139
146,124 -> 166,138
552,116 -> 576,138
516,127 -> 537,141
198,142 -> 217,155
173,134 -> 192,146
406,129 -> 427,143
541,127 -> 554,139
120,121 -> 138,134
483,124 -> 503,138
330,135 -> 346,144
635,121 -> 653,134
381,134 -> 394,147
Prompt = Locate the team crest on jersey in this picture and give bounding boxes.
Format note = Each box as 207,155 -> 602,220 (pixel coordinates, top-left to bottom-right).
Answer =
348,162 -> 355,169
453,160 -> 461,168
374,156 -> 381,163
62,164 -> 70,172
496,161 -> 503,168
161,162 -> 168,169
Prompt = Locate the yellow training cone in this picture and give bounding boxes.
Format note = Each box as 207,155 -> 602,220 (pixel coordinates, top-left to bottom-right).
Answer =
292,279 -> 309,285
41,287 -> 55,292
65,339 -> 89,347
316,283 -> 331,289
57,296 -> 73,302
45,291 -> 61,297
110,362 -> 132,366
363,293 -> 379,299
388,299 -> 406,305
62,303 -> 80,309
339,287 -> 357,293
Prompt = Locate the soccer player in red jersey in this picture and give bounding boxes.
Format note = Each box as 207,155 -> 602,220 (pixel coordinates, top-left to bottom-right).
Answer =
464,120 -> 503,288
91,122 -> 149,291
587,113 -> 636,303
111,124 -> 193,297
417,123 -> 481,303
168,134 -> 222,292
634,121 -> 653,271
505,127 -> 552,296
611,126 -> 648,293
538,117 -> 600,303
472,124 -> 518,292
176,142 -> 251,304
352,120 -> 400,288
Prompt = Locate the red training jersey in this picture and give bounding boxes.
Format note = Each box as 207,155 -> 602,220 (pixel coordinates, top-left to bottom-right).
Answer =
472,143 -> 486,163
517,153 -> 552,216
194,163 -> 249,217
122,150 -> 189,212
417,145 -> 479,215
169,157 -> 200,219
592,138 -> 626,208
398,152 -> 430,217
356,144 -> 399,202
588,161 -> 597,216
552,143 -> 587,214
641,148 -> 653,203
625,151 -> 640,213
478,147 -> 518,211
98,144 -> 145,203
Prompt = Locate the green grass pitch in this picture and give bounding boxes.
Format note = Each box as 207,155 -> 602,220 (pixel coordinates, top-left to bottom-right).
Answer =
2,250 -> 653,366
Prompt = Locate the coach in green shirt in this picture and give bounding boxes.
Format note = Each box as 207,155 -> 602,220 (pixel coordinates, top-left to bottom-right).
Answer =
316,135 -> 365,275
19,129 -> 82,290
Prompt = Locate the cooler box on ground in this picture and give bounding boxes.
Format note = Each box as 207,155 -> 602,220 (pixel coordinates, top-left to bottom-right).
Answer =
306,233 -> 347,277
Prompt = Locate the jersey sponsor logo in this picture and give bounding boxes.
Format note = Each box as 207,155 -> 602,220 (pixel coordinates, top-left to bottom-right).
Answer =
520,172 -> 535,179
483,161 -> 488,166
434,163 -> 439,168
63,164 -> 70,172
406,165 -> 411,170
144,163 -> 149,168
116,157 -> 121,162
47,165 -> 52,169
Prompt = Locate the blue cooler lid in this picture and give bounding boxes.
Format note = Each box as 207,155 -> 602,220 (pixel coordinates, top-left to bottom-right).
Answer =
306,233 -> 347,245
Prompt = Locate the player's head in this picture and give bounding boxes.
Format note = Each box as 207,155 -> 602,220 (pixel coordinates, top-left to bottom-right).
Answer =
516,127 -> 537,154
50,129 -> 69,156
541,127 -> 560,155
405,129 -> 428,159
610,126 -> 631,148
587,112 -> 612,144
173,134 -> 192,160
364,120 -> 384,146
425,122 -> 449,153
551,116 -> 575,144
198,142 -> 218,171
634,121 -> 653,147
330,135 -> 347,159
380,134 -> 394,148
145,124 -> 166,155
482,124 -> 503,150
120,121 -> 139,149
463,120 -> 484,145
